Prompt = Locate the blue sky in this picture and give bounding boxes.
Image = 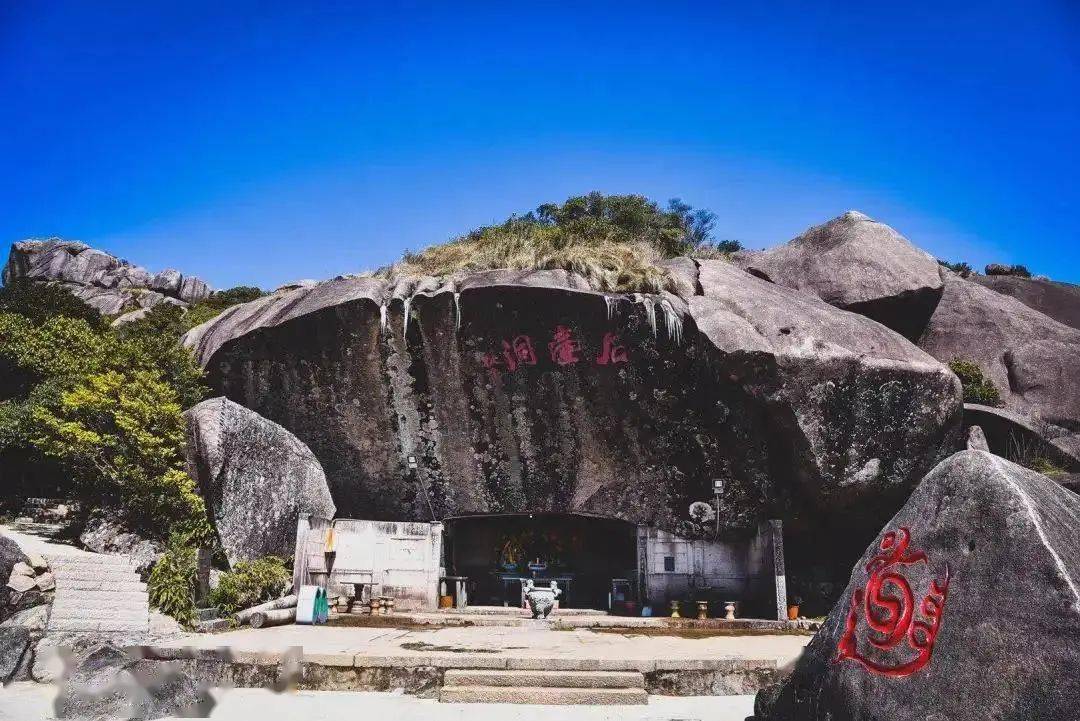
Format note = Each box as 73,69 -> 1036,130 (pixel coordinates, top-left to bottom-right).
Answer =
2,1 -> 1077,289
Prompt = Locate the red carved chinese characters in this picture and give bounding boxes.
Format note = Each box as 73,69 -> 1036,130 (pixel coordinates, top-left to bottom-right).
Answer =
503,335 -> 538,371
481,327 -> 630,381
836,527 -> 950,677
595,332 -> 628,365
548,325 -> 581,366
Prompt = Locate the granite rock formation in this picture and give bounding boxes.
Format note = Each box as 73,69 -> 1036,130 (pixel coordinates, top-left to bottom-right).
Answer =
183,397 -> 336,566
753,450 -> 1080,721
182,263 -> 962,590
2,238 -> 211,315
733,211 -> 944,341
973,274 -> 1080,331
919,276 -> 1080,433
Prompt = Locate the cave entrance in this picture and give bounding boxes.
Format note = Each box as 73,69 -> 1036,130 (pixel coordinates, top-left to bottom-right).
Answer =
443,512 -> 638,610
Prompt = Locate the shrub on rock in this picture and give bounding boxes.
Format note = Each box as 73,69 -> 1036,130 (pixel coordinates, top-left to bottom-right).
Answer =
207,556 -> 291,615
947,359 -> 1002,406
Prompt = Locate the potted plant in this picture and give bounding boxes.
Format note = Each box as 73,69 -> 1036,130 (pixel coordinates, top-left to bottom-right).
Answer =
787,595 -> 803,620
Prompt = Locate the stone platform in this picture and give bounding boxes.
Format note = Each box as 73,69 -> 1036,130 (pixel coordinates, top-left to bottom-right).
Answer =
141,621 -> 811,699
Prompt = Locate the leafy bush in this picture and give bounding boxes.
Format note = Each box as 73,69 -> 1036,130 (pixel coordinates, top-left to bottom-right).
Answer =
938,259 -> 972,277
948,359 -> 1002,406
148,532 -> 199,626
208,556 -> 291,615
121,286 -> 267,338
985,263 -> 1032,278
0,297 -> 210,540
382,192 -> 723,293
0,279 -> 108,330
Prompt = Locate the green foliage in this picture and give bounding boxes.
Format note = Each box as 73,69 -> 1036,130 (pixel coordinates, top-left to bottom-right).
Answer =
29,369 -> 210,541
148,532 -> 199,626
0,279 -> 108,330
948,359 -> 1002,406
938,259 -> 973,277
208,556 -> 291,615
121,286 -> 267,338
0,292 -> 211,539
0,313 -> 108,398
986,263 -> 1032,278
384,192 -> 723,293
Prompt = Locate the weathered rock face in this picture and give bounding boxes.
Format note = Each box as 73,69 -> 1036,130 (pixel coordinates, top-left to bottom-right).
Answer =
964,403 -> 1080,473
972,274 -> 1080,331
183,263 -> 961,592
734,211 -> 944,342
183,397 -> 336,566
55,643 -> 214,720
919,276 -> 1080,432
2,239 -> 212,314
0,533 -> 28,622
79,515 -> 163,579
753,450 -> 1080,721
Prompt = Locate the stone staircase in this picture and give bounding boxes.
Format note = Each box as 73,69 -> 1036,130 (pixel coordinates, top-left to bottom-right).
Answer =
439,669 -> 648,705
46,553 -> 150,634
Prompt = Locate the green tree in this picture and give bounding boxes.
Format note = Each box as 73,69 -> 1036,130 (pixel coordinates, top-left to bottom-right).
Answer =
29,369 -> 210,540
0,279 -> 107,330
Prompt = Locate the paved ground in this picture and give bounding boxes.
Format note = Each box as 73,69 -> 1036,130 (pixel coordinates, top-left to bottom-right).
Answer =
156,623 -> 809,667
0,683 -> 757,721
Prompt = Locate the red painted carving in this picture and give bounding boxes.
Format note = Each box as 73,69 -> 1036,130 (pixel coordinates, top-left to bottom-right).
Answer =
548,325 -> 581,366
835,527 -> 950,677
502,335 -> 538,371
595,332 -> 628,365
481,351 -> 504,382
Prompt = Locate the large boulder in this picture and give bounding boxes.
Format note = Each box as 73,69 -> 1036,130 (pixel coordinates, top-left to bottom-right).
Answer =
733,211 -> 944,341
0,533 -> 28,621
754,450 -> 1080,721
183,263 -> 961,592
55,643 -> 214,720
183,397 -> 336,566
973,274 -> 1080,331
919,276 -> 1080,431
964,403 -> 1080,473
2,239 -> 212,315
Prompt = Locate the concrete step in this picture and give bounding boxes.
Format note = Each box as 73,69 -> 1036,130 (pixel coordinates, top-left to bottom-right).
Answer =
52,590 -> 149,603
55,579 -> 147,592
439,686 -> 648,705
50,570 -> 141,582
444,669 -> 644,689
49,556 -> 139,565
49,608 -> 150,621
48,619 -> 149,633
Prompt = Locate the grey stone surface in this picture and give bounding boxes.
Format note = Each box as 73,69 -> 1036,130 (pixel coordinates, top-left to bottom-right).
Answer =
54,643 -> 215,719
963,403 -> 1080,472
79,516 -> 162,579
0,626 -> 31,682
2,238 -> 211,315
34,572 -> 55,591
920,276 -> 1080,431
184,397 -> 336,566
754,450 -> 1080,721
6,573 -> 36,593
1,604 -> 50,632
11,561 -> 34,577
0,534 -> 28,617
733,211 -> 944,341
973,274 -> 1080,331
965,424 -> 989,451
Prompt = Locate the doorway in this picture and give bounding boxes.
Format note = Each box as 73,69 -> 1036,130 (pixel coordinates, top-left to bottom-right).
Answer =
443,513 -> 638,609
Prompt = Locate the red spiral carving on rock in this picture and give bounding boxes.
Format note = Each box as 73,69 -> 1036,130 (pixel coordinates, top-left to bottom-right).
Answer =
836,527 -> 949,677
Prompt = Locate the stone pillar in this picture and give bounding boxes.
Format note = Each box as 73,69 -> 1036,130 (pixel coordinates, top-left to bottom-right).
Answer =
195,547 -> 211,604
769,519 -> 788,621
293,514 -> 312,593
